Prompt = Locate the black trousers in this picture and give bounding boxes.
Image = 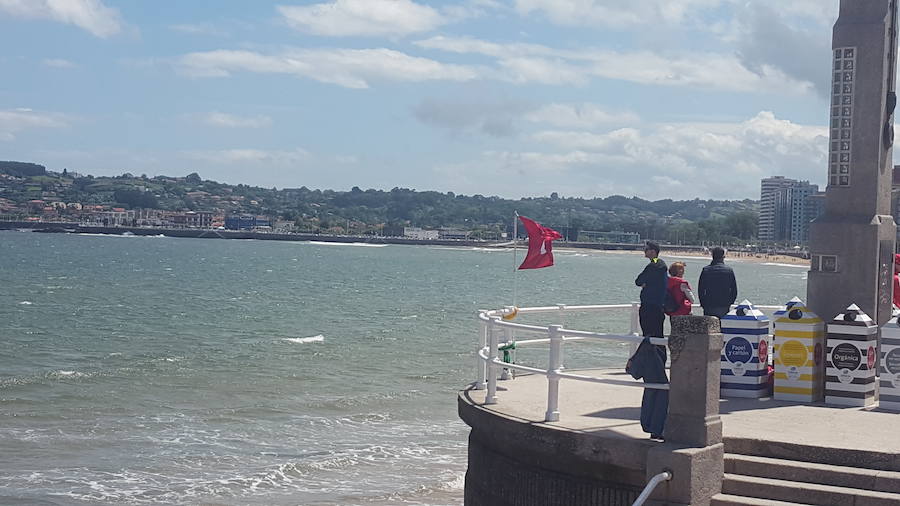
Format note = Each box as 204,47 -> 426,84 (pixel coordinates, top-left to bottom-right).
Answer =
639,303 -> 665,337
703,306 -> 730,318
639,303 -> 667,363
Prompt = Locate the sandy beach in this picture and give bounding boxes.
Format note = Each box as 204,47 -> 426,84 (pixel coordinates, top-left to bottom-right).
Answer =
558,247 -> 810,267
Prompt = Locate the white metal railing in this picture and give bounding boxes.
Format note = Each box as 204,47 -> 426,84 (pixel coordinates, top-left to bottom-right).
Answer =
633,470 -> 672,506
474,302 -> 785,422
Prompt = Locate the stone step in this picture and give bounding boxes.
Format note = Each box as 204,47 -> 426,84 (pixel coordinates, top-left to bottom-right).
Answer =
723,473 -> 900,506
711,493 -> 812,505
724,437 -> 900,472
725,453 -> 900,494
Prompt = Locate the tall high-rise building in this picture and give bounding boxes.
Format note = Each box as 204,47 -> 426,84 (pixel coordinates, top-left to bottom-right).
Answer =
759,176 -> 796,241
759,177 -> 821,243
789,181 -> 820,242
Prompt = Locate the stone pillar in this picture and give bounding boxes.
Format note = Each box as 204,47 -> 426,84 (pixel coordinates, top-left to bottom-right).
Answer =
646,316 -> 724,506
808,0 -> 898,326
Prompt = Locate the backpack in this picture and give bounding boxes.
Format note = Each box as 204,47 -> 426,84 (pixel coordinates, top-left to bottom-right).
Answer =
663,288 -> 680,314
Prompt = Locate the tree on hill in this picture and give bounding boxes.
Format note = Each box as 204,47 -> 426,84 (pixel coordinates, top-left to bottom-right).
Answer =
113,189 -> 159,209
0,161 -> 46,177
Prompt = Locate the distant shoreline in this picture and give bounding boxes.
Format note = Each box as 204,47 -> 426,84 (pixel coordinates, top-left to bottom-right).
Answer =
0,221 -> 808,265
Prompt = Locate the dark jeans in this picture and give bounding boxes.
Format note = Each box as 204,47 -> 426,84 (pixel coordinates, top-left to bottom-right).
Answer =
639,303 -> 665,337
703,306 -> 730,318
639,303 -> 667,363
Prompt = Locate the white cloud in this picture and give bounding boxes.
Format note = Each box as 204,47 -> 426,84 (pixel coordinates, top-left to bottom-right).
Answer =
513,0 -> 835,29
178,48 -> 480,88
0,0 -> 121,37
525,103 -> 639,128
185,148 -> 310,165
199,112 -> 272,129
513,0 -> 723,28
42,58 -> 76,68
0,108 -> 68,141
416,36 -> 813,93
277,0 -> 443,37
413,98 -> 637,136
169,23 -> 225,36
413,97 -> 529,137
441,0 -> 505,22
429,111 -> 828,200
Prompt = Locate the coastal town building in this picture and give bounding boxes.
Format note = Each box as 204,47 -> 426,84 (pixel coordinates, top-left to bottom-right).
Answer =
759,176 -> 796,240
759,176 -> 824,243
403,227 -> 439,240
224,215 -> 270,230
579,230 -> 641,244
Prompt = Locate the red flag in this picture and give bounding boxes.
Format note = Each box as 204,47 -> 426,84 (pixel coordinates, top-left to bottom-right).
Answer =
518,216 -> 562,270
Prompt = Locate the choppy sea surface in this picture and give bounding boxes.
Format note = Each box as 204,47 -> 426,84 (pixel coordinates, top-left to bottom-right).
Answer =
0,232 -> 806,505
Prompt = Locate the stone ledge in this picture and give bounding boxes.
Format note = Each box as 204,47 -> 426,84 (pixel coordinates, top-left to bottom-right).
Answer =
458,389 -> 654,484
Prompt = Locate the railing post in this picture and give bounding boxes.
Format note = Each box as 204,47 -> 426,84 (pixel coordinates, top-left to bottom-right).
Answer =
630,302 -> 641,335
556,304 -> 567,371
485,316 -> 500,405
500,325 -> 513,380
474,314 -> 488,390
545,324 -> 563,422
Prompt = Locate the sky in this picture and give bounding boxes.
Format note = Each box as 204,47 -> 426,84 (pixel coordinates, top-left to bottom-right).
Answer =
0,0 -> 849,200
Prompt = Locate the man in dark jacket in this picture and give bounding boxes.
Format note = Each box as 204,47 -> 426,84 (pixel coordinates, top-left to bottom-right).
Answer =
635,241 -> 668,339
698,246 -> 737,318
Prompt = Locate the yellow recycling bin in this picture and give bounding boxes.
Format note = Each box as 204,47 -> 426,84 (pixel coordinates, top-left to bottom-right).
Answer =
774,301 -> 825,402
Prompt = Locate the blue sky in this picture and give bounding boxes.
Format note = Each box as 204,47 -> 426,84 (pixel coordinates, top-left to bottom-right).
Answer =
0,0 -> 844,200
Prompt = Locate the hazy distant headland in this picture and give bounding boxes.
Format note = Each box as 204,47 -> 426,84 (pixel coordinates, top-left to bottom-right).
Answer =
0,161 -> 758,244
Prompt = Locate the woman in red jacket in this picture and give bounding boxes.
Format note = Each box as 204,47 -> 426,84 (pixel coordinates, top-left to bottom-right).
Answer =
665,261 -> 694,317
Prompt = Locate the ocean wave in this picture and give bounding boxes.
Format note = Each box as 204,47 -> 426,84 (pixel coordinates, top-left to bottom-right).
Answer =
18,301 -> 33,305
760,262 -> 808,268
281,335 -> 324,344
47,370 -> 87,379
359,471 -> 466,505
0,356 -> 187,390
306,241 -> 387,248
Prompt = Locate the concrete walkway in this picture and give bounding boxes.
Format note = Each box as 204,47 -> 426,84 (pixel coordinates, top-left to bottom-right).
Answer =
468,369 -> 900,456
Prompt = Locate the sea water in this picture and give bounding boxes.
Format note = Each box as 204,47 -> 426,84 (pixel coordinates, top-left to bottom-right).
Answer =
0,232 -> 806,505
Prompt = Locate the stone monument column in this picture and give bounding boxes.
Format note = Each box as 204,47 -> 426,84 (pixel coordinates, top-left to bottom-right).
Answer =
808,0 -> 898,326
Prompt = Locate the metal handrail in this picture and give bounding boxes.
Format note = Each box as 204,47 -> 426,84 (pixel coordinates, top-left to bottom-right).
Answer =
475,302 -> 787,422
633,470 -> 672,506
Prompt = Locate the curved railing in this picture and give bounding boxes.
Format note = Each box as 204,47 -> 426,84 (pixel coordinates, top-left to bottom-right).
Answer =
474,303 -> 783,422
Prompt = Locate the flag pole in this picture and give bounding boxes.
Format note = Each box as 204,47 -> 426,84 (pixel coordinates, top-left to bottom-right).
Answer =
513,211 -> 519,306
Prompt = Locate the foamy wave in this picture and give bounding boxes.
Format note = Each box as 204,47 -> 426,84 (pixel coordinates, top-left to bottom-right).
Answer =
18,301 -> 33,305
47,370 -> 87,379
760,262 -> 808,268
282,335 -> 325,344
307,241 -> 387,247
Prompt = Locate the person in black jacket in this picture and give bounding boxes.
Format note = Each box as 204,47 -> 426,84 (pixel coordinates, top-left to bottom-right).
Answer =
698,246 -> 737,318
635,241 -> 668,339
626,337 -> 669,440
